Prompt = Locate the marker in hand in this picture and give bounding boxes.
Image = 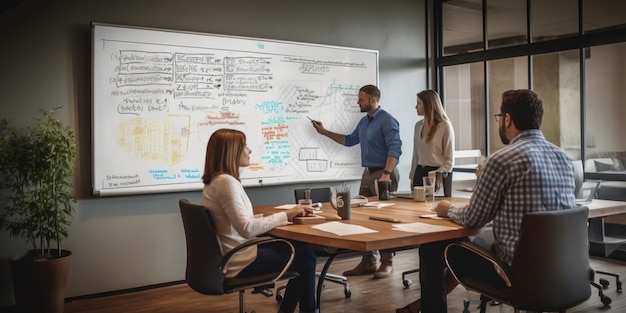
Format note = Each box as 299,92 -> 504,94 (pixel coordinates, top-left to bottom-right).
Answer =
307,115 -> 319,125
307,116 -> 319,125
307,116 -> 320,126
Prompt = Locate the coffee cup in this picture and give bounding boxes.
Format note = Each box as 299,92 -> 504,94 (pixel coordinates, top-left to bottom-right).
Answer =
413,186 -> 425,202
336,191 -> 351,220
423,176 -> 435,204
377,180 -> 391,200
298,199 -> 313,206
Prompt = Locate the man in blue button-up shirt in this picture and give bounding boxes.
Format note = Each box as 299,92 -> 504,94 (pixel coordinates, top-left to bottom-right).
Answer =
311,84 -> 402,279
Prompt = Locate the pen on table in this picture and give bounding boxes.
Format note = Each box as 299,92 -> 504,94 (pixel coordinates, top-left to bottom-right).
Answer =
369,216 -> 401,223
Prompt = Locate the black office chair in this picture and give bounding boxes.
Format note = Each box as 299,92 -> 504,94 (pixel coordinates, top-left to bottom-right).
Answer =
445,207 -> 593,313
294,187 -> 333,207
179,199 -> 299,313
293,188 -> 352,299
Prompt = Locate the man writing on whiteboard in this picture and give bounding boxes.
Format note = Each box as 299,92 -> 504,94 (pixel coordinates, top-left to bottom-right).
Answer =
311,84 -> 402,279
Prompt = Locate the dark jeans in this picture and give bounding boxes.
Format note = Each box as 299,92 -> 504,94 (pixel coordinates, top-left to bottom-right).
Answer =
238,240 -> 317,312
413,165 -> 439,187
419,238 -> 465,313
419,237 -> 507,313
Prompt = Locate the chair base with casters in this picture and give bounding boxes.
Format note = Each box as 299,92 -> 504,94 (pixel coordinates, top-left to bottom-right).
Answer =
587,217 -> 626,305
276,271 -> 351,303
275,248 -> 353,306
179,199 -> 300,313
401,268 -> 419,288
315,250 -> 352,300
251,285 -> 275,297
590,269 -> 623,307
319,272 -> 350,296
395,245 -> 421,288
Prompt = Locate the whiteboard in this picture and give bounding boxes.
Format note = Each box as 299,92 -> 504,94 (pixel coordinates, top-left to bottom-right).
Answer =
91,23 -> 378,196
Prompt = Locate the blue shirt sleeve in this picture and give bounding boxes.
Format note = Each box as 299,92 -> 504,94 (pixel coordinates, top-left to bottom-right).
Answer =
383,115 -> 402,160
345,117 -> 366,147
344,109 -> 402,167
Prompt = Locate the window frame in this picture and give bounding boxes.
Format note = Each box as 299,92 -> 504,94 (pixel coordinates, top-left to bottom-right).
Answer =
431,0 -> 626,183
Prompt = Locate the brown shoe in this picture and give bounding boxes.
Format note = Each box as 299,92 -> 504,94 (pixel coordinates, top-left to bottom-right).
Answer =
342,261 -> 377,276
373,264 -> 393,279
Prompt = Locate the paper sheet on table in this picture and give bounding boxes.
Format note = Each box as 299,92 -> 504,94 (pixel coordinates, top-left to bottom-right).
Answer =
312,221 -> 378,236
392,222 -> 458,233
359,202 -> 395,208
419,213 -> 451,220
274,204 -> 296,209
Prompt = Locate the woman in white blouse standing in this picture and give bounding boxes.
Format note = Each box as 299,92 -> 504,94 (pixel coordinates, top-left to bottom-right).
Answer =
201,128 -> 318,313
410,89 -> 455,188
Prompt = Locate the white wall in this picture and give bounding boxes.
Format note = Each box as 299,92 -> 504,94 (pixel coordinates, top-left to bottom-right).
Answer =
0,0 -> 426,305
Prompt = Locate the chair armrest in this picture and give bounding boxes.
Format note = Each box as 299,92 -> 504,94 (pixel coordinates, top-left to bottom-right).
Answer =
221,237 -> 296,280
222,236 -> 276,261
445,241 -> 513,287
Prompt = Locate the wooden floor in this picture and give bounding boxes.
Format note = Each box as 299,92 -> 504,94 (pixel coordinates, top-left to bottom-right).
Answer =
64,249 -> 626,313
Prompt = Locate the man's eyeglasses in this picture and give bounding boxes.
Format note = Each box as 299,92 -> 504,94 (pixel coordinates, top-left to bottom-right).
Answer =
494,113 -> 505,122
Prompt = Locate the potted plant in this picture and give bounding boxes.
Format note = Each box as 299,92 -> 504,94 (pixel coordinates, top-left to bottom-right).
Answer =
0,107 -> 77,313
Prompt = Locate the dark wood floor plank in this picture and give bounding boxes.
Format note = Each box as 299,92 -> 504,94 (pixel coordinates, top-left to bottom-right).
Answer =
64,249 -> 626,313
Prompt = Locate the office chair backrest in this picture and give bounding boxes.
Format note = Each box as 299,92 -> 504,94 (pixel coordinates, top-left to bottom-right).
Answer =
512,206 -> 591,311
573,160 -> 602,204
573,160 -> 584,198
294,187 -> 332,203
179,199 -> 225,295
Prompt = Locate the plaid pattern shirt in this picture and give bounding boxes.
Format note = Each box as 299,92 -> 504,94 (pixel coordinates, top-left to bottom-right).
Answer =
448,129 -> 576,265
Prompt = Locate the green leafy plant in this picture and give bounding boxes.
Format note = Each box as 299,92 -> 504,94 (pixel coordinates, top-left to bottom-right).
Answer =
0,107 -> 77,260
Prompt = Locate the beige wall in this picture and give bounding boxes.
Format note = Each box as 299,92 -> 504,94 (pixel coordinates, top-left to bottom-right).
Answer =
534,53 -> 562,146
584,42 -> 626,156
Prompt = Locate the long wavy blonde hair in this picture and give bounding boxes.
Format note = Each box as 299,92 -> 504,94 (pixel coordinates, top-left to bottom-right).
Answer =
418,89 -> 449,143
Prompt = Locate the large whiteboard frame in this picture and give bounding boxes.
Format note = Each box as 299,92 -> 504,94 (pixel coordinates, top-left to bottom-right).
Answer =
92,23 -> 379,196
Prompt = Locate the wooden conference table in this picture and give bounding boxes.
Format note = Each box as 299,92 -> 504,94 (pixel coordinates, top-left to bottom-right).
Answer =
254,196 -> 626,312
255,197 -> 626,250
254,196 -> 478,312
585,198 -> 626,219
254,196 -> 475,252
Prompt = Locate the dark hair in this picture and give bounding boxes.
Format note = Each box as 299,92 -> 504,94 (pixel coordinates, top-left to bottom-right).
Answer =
202,128 -> 246,184
500,89 -> 543,130
360,84 -> 381,101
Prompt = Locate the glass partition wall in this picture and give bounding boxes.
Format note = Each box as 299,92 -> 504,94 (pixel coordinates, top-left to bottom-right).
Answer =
433,0 -> 626,191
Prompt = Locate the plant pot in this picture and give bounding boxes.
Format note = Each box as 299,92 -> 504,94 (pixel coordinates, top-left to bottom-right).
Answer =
8,249 -> 72,313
